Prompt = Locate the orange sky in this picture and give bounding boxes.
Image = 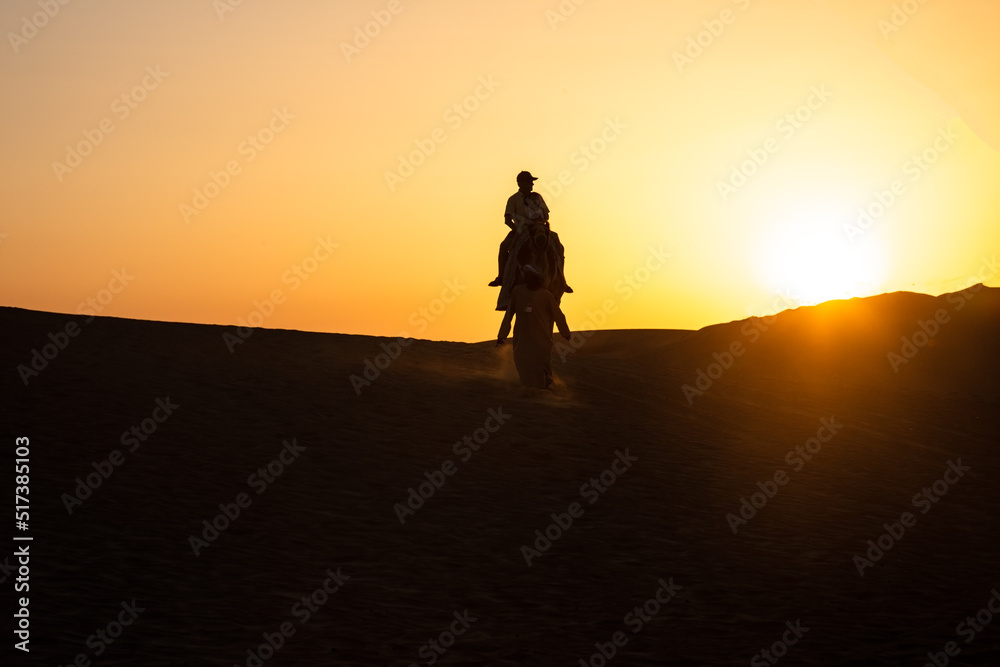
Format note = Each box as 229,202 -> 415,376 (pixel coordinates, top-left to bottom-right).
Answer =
2,0 -> 998,342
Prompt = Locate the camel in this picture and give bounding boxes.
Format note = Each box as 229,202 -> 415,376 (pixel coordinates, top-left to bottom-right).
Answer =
495,222 -> 566,311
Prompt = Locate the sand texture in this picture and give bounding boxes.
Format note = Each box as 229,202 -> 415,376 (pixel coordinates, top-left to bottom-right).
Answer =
3,288 -> 999,665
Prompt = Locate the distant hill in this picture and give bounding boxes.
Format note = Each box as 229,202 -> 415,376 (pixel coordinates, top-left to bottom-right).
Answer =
3,285 -> 998,398
565,286 -> 1000,395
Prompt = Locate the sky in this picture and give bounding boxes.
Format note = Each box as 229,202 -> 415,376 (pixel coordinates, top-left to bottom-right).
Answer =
2,0 -> 998,343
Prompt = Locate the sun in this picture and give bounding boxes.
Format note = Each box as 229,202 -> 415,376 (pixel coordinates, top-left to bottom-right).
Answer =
757,209 -> 888,307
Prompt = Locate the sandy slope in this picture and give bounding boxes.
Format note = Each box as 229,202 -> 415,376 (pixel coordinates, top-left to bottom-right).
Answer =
2,288 -> 998,665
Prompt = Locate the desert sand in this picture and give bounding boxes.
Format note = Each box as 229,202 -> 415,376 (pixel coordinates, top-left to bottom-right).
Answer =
3,286 -> 999,665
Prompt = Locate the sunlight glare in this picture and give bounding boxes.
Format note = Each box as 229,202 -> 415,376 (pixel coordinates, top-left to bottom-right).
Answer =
758,205 -> 888,306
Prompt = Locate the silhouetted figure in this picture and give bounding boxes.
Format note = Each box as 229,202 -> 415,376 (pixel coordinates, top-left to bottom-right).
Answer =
490,171 -> 573,294
497,265 -> 571,389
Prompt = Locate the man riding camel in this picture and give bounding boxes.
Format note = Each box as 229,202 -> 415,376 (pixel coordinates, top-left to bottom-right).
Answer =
489,171 -> 573,293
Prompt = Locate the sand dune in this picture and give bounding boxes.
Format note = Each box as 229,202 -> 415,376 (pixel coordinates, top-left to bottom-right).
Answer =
2,288 -> 998,665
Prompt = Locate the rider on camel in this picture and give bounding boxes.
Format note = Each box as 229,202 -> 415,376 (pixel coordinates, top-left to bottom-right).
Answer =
489,171 -> 573,293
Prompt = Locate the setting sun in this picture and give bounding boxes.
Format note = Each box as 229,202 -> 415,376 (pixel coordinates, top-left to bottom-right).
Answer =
757,205 -> 890,307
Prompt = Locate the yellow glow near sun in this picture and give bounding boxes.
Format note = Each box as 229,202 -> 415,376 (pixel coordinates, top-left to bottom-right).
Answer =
757,205 -> 889,307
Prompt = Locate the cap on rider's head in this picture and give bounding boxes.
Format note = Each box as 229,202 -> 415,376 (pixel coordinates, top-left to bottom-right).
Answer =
516,171 -> 537,185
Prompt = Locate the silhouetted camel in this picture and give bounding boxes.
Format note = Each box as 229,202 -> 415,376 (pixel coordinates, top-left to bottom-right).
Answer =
496,223 -> 566,311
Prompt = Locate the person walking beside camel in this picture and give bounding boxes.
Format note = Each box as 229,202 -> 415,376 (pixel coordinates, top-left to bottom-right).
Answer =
497,265 -> 571,389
